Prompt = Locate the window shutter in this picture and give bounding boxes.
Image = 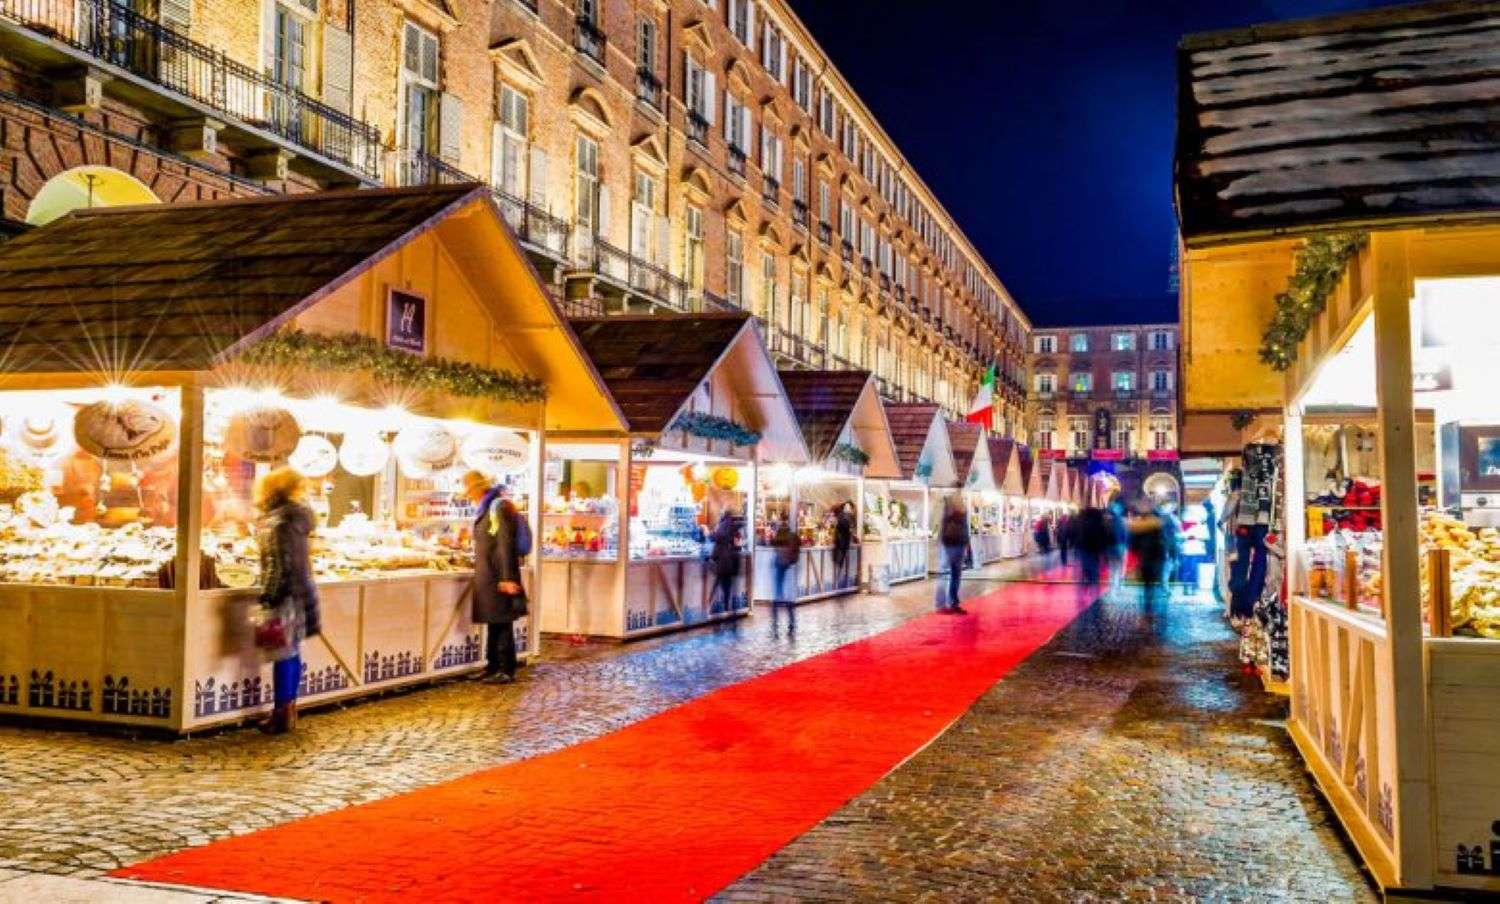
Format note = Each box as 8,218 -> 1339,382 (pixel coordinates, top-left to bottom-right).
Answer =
744,1 -> 755,46
438,92 -> 463,164
778,41 -> 787,86
528,147 -> 548,207
322,24 -> 353,114
490,121 -> 505,188
160,0 -> 191,33
724,96 -> 734,142
656,215 -> 670,266
703,71 -> 716,123
597,185 -> 612,237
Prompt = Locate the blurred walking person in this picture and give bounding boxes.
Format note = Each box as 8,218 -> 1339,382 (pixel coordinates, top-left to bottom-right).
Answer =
938,499 -> 970,614
771,517 -> 802,634
707,510 -> 743,613
832,502 -> 854,589
464,471 -> 530,684
254,467 -> 320,735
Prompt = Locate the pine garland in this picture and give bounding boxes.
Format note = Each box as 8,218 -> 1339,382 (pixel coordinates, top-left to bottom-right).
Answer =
1259,233 -> 1368,371
669,411 -> 762,447
237,330 -> 546,404
830,442 -> 870,466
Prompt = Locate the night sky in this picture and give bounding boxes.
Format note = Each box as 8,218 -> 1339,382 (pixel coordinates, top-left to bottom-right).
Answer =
794,0 -> 1405,327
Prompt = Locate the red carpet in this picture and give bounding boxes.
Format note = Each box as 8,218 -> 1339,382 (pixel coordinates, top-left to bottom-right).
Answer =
114,578 -> 1089,902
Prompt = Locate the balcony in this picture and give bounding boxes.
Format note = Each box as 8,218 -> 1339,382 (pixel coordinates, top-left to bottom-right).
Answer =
817,221 -> 832,245
0,0 -> 382,183
1069,390 -> 1094,402
893,285 -> 905,303
700,290 -> 736,313
490,189 -> 570,261
388,148 -> 469,187
761,175 -> 780,208
767,325 -> 826,370
687,110 -> 710,147
878,273 -> 891,293
727,145 -> 747,177
1112,388 -> 1139,401
840,240 -> 853,263
635,68 -> 662,111
572,237 -> 687,311
574,15 -> 606,65
860,257 -> 873,278
791,198 -> 809,230
1150,387 -> 1176,401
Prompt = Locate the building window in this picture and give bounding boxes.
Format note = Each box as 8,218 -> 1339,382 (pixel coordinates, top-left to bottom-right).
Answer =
1151,370 -> 1171,392
1149,330 -> 1172,351
491,84 -> 529,199
792,56 -> 811,109
1115,425 -> 1134,452
818,180 -> 830,222
1112,371 -> 1135,392
838,200 -> 853,241
1069,333 -> 1089,353
724,93 -> 750,152
727,0 -> 751,46
271,3 -> 308,92
400,21 -> 440,155
574,134 -> 599,230
836,312 -> 849,359
792,156 -> 807,203
818,86 -> 835,136
760,252 -> 778,323
1036,429 -> 1054,451
1035,373 -> 1055,394
637,18 -> 658,72
761,126 -> 782,185
814,286 -> 828,344
790,271 -> 807,335
1111,332 -> 1136,352
1152,420 -> 1172,450
761,21 -> 785,82
630,170 -> 657,261
727,231 -> 744,307
685,55 -> 715,133
1070,418 -> 1089,453
685,204 -> 704,292
1069,372 -> 1092,393
1035,334 -> 1056,354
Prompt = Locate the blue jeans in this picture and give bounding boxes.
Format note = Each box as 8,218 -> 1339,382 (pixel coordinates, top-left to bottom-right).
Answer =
1229,525 -> 1268,619
272,653 -> 300,706
772,561 -> 796,603
943,545 -> 965,608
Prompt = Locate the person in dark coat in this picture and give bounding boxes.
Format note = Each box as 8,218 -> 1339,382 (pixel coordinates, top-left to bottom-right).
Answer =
254,467 -> 321,735
707,511 -> 742,612
1056,514 -> 1073,566
464,471 -> 528,683
938,499 -> 971,614
832,502 -> 854,588
770,517 -> 802,634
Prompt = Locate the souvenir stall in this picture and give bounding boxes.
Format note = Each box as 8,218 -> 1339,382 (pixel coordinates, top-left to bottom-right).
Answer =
986,437 -> 1027,558
865,403 -> 958,585
757,371 -> 900,603
946,422 -> 1002,566
0,185 -> 627,733
1019,448 -> 1048,553
1177,6 -> 1500,888
540,314 -> 805,638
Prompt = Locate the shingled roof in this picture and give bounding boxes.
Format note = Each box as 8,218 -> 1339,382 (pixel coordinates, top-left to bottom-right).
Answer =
0,184 -> 481,374
1017,446 -> 1036,493
947,421 -> 983,480
777,369 -> 876,462
1175,0 -> 1500,246
570,313 -> 753,434
884,402 -> 943,480
988,436 -> 1016,488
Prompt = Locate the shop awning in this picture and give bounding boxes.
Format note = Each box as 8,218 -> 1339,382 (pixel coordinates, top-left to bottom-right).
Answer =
778,370 -> 901,479
568,313 -> 807,462
882,402 -> 958,486
0,183 -> 626,432
1176,1 -> 1500,247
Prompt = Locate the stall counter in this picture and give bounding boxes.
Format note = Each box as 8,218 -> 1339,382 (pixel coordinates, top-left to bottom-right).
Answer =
753,544 -> 862,604
539,554 -> 750,639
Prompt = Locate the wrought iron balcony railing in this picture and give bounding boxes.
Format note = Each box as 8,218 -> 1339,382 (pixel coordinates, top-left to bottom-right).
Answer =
687,110 -> 710,146
817,221 -> 832,245
761,176 -> 780,207
388,148 -> 469,188
490,189 -> 570,259
840,240 -> 853,263
636,68 -> 662,110
791,198 -> 809,229
575,15 -> 605,64
1,0 -> 382,181
727,145 -> 747,177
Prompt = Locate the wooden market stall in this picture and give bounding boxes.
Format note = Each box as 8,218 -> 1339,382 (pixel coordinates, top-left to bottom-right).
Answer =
756,370 -> 900,603
946,421 -> 1002,566
1176,4 -> 1500,893
986,437 -> 1028,559
867,402 -> 959,586
0,184 -> 626,733
540,313 -> 806,639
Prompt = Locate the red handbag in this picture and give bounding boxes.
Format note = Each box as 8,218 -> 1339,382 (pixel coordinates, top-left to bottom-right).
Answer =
254,612 -> 288,650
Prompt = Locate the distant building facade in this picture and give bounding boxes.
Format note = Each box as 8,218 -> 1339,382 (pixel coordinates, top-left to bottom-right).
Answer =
0,0 -> 1029,431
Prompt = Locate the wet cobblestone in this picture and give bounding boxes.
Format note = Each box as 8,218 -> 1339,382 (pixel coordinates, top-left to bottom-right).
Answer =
0,564 -> 1027,878
718,586 -> 1378,903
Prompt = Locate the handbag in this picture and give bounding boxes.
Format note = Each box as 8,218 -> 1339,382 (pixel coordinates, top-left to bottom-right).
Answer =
253,605 -> 288,651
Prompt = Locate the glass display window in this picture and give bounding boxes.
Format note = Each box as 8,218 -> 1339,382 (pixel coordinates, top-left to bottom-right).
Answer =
199,388 -> 532,588
0,386 -> 181,588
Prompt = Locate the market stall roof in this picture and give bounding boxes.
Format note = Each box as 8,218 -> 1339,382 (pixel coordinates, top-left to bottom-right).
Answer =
0,183 -> 625,431
1176,0 -> 1500,247
882,402 -> 958,486
1045,461 -> 1068,502
569,313 -> 807,462
945,421 -> 996,493
777,369 -> 900,478
1017,446 -> 1036,496
987,437 -> 1024,496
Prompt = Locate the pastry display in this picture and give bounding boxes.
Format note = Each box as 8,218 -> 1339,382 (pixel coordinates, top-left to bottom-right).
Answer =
0,498 -> 173,587
0,447 -> 44,502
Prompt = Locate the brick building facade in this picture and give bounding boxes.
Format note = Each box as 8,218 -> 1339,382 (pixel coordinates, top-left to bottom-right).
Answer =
0,0 -> 1028,431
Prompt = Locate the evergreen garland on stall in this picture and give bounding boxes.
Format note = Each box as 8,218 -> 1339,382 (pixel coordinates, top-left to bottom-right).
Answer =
237,330 -> 547,404
668,411 -> 762,447
1259,233 -> 1368,371
830,442 -> 870,466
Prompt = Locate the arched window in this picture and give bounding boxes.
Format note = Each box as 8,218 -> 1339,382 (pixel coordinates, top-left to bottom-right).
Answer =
25,166 -> 158,226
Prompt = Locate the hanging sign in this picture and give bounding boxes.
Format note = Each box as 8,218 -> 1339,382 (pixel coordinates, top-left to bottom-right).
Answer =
1091,449 -> 1126,462
224,406 -> 300,463
339,430 -> 389,477
394,424 -> 459,477
1039,449 -> 1068,460
288,434 -> 338,478
74,398 -> 176,461
9,402 -> 75,465
461,429 -> 528,475
386,288 -> 427,355
1146,449 -> 1180,462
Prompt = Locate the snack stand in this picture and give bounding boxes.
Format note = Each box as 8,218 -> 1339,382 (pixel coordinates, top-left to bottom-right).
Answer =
540,314 -> 806,639
866,403 -> 959,585
0,185 -> 626,733
947,421 -> 1002,566
986,437 -> 1027,559
756,371 -> 900,603
1177,7 -> 1500,892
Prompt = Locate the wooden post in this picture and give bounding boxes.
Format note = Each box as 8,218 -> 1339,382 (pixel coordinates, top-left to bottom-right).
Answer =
174,384 -> 204,596
615,438 -> 632,636
527,419 -> 545,656
1427,547 -> 1452,639
1345,549 -> 1360,611
1369,231 -> 1434,889
1284,408 -> 1307,598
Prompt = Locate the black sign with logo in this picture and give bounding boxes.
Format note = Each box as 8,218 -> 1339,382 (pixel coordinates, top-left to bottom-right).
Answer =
387,289 -> 426,354
1094,408 -> 1113,449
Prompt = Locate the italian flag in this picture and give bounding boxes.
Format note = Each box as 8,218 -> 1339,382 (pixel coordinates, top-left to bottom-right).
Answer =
966,364 -> 996,431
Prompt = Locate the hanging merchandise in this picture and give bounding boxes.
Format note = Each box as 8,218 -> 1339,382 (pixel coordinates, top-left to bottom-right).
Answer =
394,424 -> 459,477
223,405 -> 300,464
461,429 -> 528,476
287,434 -> 338,478
8,401 -> 75,467
339,430 -> 389,477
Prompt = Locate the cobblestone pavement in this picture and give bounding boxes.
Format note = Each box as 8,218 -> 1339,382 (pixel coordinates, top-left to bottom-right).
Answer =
0,561 -> 1035,878
719,585 -> 1379,903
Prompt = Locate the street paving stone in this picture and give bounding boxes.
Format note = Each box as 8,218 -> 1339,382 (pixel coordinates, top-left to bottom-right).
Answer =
718,585 -> 1379,903
0,563 -> 1029,879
